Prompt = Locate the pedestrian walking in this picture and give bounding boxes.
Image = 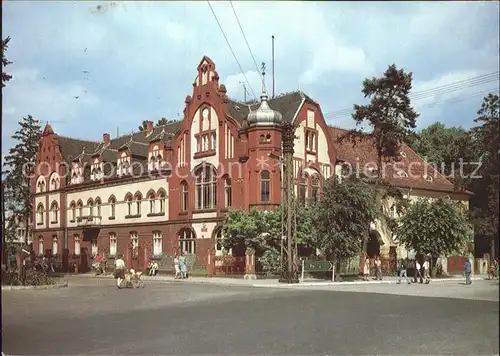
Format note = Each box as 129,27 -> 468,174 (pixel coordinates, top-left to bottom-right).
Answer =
179,251 -> 188,279
464,259 -> 472,285
173,254 -> 181,279
423,258 -> 431,284
397,259 -> 411,284
415,260 -> 423,283
363,257 -> 370,281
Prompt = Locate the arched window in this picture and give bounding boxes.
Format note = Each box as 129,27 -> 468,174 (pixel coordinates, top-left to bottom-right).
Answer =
214,228 -> 231,256
180,181 -> 188,212
50,201 -> 59,223
109,233 -> 117,256
299,175 -> 307,202
38,236 -> 44,255
260,170 -> 270,203
77,201 -> 83,217
311,175 -> 320,201
108,196 -> 116,218
130,231 -> 138,257
158,190 -> 166,214
70,202 -> 76,221
50,177 -> 59,190
95,198 -> 102,217
179,228 -> 196,254
88,199 -> 94,217
147,191 -> 155,214
52,235 -> 58,256
126,195 -> 133,216
74,235 -> 81,256
224,176 -> 232,208
37,204 -> 44,224
135,194 -> 142,215
195,165 -> 217,210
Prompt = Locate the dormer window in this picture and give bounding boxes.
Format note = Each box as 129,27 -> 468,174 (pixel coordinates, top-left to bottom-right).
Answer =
71,163 -> 83,184
396,171 -> 408,178
423,174 -> 433,182
118,152 -> 130,176
91,158 -> 104,181
149,145 -> 163,171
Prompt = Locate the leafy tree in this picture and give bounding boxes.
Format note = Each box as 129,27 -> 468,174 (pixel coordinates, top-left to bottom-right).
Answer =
341,64 -> 419,182
2,115 -> 42,245
469,93 -> 499,259
395,196 -> 473,277
338,64 -> 419,250
2,36 -> 13,88
314,176 -> 379,264
220,204 -> 318,274
138,117 -> 178,131
406,122 -> 475,186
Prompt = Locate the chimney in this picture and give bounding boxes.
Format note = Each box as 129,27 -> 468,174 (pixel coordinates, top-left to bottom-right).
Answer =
103,133 -> 110,146
146,120 -> 154,134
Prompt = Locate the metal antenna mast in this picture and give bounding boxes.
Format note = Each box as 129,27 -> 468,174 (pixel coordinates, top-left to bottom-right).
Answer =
279,121 -> 299,283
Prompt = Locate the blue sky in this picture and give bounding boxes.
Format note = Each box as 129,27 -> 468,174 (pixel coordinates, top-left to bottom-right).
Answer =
2,1 -> 499,156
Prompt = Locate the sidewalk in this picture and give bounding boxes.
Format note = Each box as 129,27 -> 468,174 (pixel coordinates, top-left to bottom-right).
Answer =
66,273 -> 486,288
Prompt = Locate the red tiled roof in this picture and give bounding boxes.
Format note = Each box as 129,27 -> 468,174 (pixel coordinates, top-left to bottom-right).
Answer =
329,127 -> 472,195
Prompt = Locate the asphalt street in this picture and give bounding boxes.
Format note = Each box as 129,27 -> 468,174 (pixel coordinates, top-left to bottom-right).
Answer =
2,278 -> 499,355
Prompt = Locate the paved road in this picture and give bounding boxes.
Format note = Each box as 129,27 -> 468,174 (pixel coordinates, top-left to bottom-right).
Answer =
2,278 -> 499,355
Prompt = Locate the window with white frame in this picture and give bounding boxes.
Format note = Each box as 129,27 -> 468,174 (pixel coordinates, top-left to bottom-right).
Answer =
126,196 -> 133,215
109,197 -> 116,218
148,191 -> 155,214
74,235 -> 81,256
91,238 -> 98,257
311,175 -> 320,201
50,177 -> 59,190
38,237 -> 44,255
37,204 -> 44,224
95,198 -> 102,217
153,231 -> 162,256
130,232 -> 139,257
50,201 -> 58,223
179,228 -> 196,254
180,182 -> 188,211
135,195 -> 142,215
158,190 -> 166,213
109,233 -> 117,257
52,235 -> 58,256
195,165 -> 217,210
88,200 -> 94,217
77,201 -> 83,217
224,176 -> 232,208
70,202 -> 76,221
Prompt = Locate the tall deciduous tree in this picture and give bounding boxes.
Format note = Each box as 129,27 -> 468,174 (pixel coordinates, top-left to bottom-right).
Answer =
138,117 -> 178,131
406,122 -> 475,187
2,36 -> 13,88
470,93 -> 499,259
395,196 -> 473,277
2,115 -> 42,244
314,176 -> 379,263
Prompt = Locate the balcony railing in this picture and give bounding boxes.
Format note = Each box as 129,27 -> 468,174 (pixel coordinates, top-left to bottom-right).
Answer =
76,215 -> 102,227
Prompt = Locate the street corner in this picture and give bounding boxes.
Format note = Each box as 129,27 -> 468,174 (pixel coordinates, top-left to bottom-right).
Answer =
1,281 -> 68,291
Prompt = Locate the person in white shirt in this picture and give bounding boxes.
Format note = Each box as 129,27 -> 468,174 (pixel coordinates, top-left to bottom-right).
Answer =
114,255 -> 126,288
415,260 -> 422,283
423,259 -> 431,284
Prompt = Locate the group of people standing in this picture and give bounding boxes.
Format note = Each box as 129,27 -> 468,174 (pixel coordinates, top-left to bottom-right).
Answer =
362,256 -> 383,281
174,252 -> 188,279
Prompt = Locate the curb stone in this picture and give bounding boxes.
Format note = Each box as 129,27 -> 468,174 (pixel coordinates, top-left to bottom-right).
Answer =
1,282 -> 68,291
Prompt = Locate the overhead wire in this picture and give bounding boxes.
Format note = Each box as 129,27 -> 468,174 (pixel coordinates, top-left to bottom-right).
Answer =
229,1 -> 266,92
323,71 -> 500,121
207,0 -> 258,101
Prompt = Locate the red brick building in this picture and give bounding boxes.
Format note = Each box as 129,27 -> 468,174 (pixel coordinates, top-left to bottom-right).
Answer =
31,56 -> 469,272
